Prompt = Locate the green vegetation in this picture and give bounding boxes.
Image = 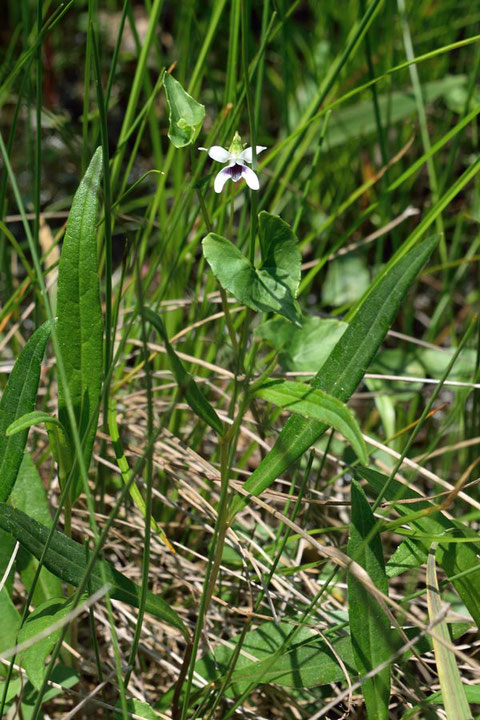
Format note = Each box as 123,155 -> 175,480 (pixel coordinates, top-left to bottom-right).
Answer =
1,1 -> 480,718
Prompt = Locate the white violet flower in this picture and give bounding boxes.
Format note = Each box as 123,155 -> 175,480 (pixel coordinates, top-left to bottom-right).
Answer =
199,131 -> 266,193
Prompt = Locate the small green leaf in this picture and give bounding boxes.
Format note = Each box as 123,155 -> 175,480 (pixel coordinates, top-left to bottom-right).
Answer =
322,255 -> 370,306
203,229 -> 302,326
0,503 -> 190,641
114,699 -> 164,720
195,622 -> 355,696
0,587 -> 21,660
258,212 -> 301,299
0,321 -> 51,502
10,452 -> 63,605
256,316 -> 347,372
426,545 -> 472,720
164,73 -> 205,148
254,379 -> 367,464
18,597 -> 74,690
348,481 -> 392,720
143,306 -> 224,436
57,147 -> 104,500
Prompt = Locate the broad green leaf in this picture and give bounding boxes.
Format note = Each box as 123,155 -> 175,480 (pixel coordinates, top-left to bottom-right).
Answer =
56,147 -> 104,500
0,503 -> 190,641
203,228 -> 302,326
0,586 -> 21,663
114,699 -> 164,719
10,452 -> 62,605
18,597 -> 73,689
426,545 -> 472,720
416,347 -> 476,380
386,537 -> 428,578
143,307 -> 224,436
164,73 -> 205,148
0,321 -> 51,502
359,466 -> 480,629
322,255 -> 370,306
7,411 -> 72,479
258,212 -> 301,298
321,75 -> 468,149
229,235 -> 438,519
256,316 -> 347,373
195,621 -> 355,696
254,379 -> 367,464
348,481 -> 391,720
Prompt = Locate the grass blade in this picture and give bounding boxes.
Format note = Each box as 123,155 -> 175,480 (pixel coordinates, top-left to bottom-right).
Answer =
426,544 -> 472,720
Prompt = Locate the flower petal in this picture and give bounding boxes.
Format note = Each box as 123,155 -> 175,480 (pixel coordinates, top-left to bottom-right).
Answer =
241,165 -> 260,190
214,167 -> 233,193
239,146 -> 267,164
202,145 -> 232,163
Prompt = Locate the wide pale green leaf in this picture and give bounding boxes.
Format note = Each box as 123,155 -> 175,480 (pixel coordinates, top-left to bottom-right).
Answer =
0,503 -> 189,640
426,545 -> 472,720
195,621 -> 355,696
164,73 -> 205,148
56,147 -> 103,499
360,466 -> 480,629
258,212 -> 301,298
256,316 -> 347,372
322,255 -> 370,306
229,235 -> 438,519
348,481 -> 391,720
254,379 -> 367,464
10,452 -> 63,605
143,306 -> 224,436
203,230 -> 302,325
0,321 -> 51,502
18,597 -> 74,689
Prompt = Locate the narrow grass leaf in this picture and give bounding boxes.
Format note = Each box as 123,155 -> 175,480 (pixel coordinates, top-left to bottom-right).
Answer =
0,321 -> 51,502
144,307 -> 224,436
229,235 -> 438,519
347,481 -> 391,720
0,503 -> 189,640
164,73 -> 205,148
426,544 -> 472,720
56,147 -> 103,500
254,380 -> 367,463
203,232 -> 302,326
